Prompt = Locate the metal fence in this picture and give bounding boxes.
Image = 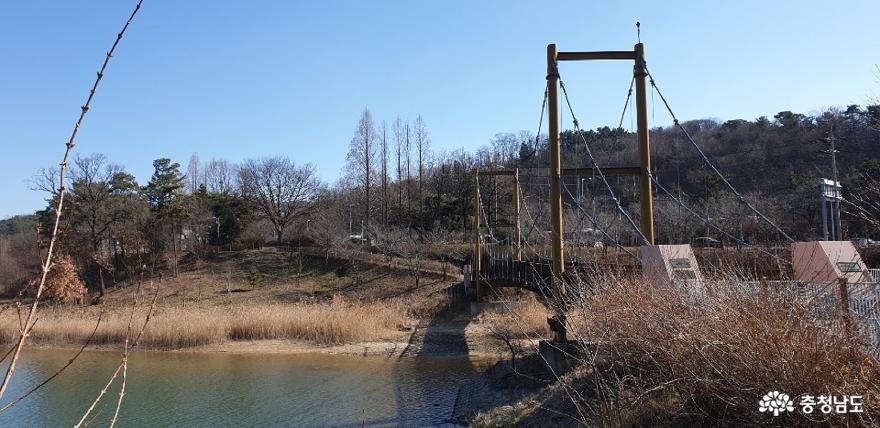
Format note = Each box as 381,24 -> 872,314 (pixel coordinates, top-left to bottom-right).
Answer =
653,278 -> 880,360
793,280 -> 880,360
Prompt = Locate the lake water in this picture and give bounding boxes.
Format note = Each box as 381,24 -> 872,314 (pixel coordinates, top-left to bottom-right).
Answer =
0,349 -> 492,427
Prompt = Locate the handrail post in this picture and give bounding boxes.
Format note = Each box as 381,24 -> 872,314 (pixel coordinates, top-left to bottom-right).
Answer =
838,277 -> 853,341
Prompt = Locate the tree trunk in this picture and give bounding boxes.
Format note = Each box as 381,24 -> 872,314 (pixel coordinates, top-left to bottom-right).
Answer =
275,224 -> 284,243
98,266 -> 106,298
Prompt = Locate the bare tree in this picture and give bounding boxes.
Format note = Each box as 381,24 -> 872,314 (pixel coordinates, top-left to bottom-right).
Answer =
346,108 -> 377,235
69,154 -> 122,250
307,188 -> 348,261
405,121 -> 413,216
414,115 -> 430,225
30,166 -> 61,196
238,157 -> 322,242
380,120 -> 389,226
68,154 -> 129,295
375,227 -> 428,288
204,158 -> 235,194
394,116 -> 404,210
186,153 -> 201,194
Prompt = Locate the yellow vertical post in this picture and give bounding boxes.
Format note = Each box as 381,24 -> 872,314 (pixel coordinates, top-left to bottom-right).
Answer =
514,168 -> 522,262
473,173 -> 481,299
547,44 -> 565,294
634,42 -> 655,245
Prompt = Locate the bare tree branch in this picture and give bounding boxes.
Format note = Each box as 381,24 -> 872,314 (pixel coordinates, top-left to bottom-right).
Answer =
0,0 -> 145,401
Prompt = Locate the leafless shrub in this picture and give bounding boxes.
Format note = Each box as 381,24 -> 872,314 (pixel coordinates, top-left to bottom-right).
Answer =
481,297 -> 552,370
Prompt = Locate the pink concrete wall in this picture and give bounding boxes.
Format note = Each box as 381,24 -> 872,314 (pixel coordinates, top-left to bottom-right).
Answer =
791,241 -> 868,283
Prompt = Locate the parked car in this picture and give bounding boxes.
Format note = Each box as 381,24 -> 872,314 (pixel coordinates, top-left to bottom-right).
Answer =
853,238 -> 880,247
693,236 -> 723,248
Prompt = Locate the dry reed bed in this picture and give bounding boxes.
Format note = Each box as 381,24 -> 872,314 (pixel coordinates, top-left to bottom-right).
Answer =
559,279 -> 880,426
0,299 -> 409,349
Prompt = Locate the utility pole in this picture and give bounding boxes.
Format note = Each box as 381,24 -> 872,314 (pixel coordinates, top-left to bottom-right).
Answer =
830,124 -> 843,238
821,124 -> 843,240
830,124 -> 839,187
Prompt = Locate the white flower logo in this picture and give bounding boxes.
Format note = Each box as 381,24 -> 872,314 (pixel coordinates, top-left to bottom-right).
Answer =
759,391 -> 794,416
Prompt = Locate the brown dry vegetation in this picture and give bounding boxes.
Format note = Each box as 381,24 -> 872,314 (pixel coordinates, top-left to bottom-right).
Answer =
0,248 -> 453,349
475,278 -> 880,427
478,296 -> 552,340
27,256 -> 86,303
0,298 -> 408,348
166,248 -> 452,310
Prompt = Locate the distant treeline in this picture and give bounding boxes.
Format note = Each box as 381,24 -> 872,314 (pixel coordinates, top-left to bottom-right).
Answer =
1,104 -> 878,295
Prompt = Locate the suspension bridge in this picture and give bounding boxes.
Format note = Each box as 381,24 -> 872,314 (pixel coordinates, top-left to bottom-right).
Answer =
466,41 -> 880,348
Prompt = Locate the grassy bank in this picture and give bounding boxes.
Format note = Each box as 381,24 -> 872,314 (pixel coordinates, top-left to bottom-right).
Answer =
0,248 -> 460,351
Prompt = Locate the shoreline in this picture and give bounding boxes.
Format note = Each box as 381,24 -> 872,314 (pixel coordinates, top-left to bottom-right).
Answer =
18,335 -> 508,360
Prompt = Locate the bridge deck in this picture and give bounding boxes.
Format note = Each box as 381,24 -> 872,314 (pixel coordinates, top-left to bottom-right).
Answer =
478,253 -> 640,294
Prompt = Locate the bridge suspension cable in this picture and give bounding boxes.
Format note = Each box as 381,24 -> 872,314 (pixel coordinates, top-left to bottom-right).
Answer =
648,171 -> 792,266
555,66 -> 650,246
617,77 -> 635,132
533,81 -> 550,157
645,69 -> 795,243
558,183 -> 640,260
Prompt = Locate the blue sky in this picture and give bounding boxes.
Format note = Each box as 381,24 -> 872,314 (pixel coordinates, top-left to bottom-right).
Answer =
1,0 -> 878,218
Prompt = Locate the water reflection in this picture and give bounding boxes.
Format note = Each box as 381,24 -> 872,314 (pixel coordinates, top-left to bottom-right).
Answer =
0,349 -> 487,427
394,307 -> 480,426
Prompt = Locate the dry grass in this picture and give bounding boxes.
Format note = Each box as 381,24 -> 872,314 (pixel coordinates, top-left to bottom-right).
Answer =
556,279 -> 880,426
0,298 -> 409,349
480,297 -> 551,339
475,276 -> 880,427
0,248 -> 454,351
